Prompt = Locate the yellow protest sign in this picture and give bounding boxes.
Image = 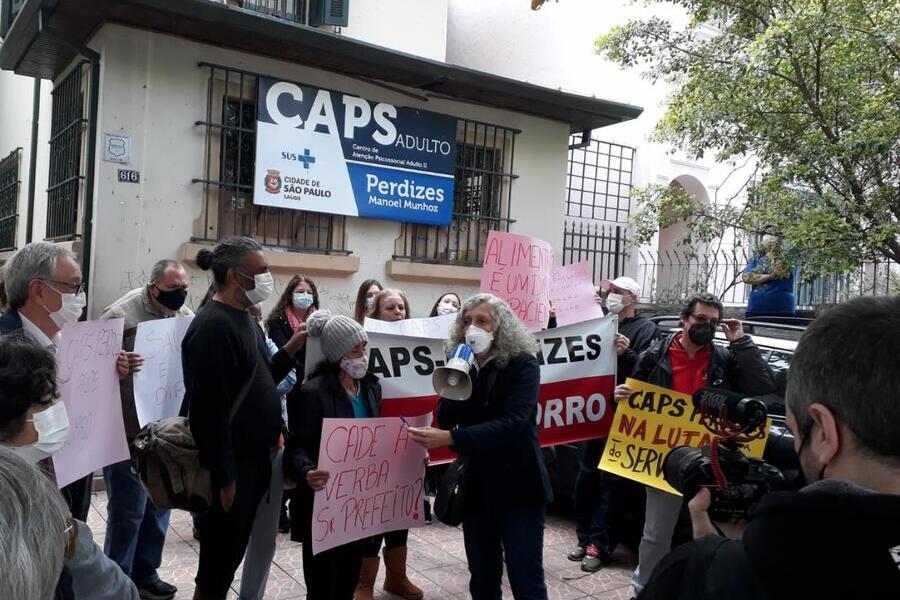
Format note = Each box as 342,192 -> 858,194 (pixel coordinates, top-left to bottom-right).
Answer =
599,378 -> 769,495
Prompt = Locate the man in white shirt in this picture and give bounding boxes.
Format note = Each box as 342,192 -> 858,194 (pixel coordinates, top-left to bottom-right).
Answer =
0,242 -> 132,520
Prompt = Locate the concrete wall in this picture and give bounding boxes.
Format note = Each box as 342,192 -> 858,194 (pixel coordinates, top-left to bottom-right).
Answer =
0,70 -> 52,251
341,0 -> 449,61
82,24 -> 568,319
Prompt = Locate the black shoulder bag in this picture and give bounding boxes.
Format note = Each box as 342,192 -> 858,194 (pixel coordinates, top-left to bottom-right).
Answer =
433,368 -> 498,527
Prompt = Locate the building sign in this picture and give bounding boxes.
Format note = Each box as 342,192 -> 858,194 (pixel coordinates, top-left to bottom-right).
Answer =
253,77 -> 458,226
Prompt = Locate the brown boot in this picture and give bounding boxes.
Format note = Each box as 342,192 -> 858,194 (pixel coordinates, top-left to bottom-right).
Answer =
354,556 -> 380,600
383,546 -> 423,600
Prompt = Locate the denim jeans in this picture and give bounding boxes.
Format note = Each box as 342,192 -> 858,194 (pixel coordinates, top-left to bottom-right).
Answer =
102,459 -> 171,587
574,438 -> 629,557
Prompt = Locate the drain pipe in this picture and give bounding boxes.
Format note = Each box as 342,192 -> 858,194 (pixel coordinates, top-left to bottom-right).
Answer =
25,77 -> 40,244
41,17 -> 101,305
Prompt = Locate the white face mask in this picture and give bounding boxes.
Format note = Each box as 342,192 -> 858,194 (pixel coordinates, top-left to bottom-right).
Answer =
340,355 -> 369,380
365,296 -> 376,310
605,293 -> 627,314
240,271 -> 274,305
465,324 -> 494,355
44,285 -> 86,329
436,301 -> 458,316
292,292 -> 314,310
12,402 -> 70,463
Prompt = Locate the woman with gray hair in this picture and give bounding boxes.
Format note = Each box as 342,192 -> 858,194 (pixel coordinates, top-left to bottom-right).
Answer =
409,293 -> 552,599
0,445 -> 71,600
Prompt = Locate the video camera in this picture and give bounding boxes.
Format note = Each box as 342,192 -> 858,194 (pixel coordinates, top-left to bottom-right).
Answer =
662,388 -> 788,521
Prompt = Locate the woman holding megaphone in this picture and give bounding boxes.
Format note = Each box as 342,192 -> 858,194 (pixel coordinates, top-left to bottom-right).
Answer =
409,293 -> 552,600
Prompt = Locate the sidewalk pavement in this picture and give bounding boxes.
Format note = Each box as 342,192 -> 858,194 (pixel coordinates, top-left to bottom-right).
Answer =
86,491 -> 637,599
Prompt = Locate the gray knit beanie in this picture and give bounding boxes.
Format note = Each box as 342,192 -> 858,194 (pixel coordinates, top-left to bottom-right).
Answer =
306,310 -> 368,362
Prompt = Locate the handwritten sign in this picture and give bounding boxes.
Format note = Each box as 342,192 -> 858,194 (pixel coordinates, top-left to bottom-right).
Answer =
364,313 -> 456,339
550,262 -> 605,326
479,230 -> 554,331
599,379 -> 769,494
53,319 -> 129,488
312,414 -> 430,555
133,316 -> 194,427
369,316 -> 619,464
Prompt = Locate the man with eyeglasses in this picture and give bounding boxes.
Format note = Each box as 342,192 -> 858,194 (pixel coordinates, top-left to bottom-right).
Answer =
612,292 -> 775,596
0,242 -> 134,522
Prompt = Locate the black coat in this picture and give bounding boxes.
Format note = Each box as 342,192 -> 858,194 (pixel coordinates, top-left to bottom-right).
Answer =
267,313 -> 307,380
617,315 -> 663,383
283,363 -> 382,541
631,332 -> 775,397
639,480 -> 900,600
0,307 -> 24,336
437,352 -> 553,509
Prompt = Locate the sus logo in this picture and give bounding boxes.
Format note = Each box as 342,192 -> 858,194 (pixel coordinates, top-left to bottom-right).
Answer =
264,169 -> 282,194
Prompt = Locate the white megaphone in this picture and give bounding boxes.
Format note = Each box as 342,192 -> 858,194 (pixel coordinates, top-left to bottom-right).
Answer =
432,343 -> 475,400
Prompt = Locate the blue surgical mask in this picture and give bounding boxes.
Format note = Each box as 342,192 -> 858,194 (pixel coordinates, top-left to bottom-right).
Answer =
292,292 -> 314,310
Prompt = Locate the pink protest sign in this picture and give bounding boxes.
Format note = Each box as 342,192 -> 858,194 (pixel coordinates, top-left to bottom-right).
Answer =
550,262 -> 605,326
53,318 -> 130,488
312,414 -> 431,555
479,230 -> 554,331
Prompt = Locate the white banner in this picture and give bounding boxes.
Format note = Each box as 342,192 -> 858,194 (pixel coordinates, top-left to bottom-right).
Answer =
133,316 -> 193,427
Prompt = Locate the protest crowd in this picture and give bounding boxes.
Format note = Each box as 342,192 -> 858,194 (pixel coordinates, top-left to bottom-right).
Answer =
1,236 -> 898,600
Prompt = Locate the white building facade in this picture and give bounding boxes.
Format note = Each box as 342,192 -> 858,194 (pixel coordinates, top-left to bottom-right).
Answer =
0,0 -> 641,318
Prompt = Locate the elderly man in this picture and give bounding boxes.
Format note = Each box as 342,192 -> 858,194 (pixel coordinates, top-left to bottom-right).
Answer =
0,242 -> 133,521
100,259 -> 193,600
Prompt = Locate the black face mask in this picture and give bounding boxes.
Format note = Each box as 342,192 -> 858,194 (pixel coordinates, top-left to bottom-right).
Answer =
154,287 -> 187,311
687,322 -> 716,346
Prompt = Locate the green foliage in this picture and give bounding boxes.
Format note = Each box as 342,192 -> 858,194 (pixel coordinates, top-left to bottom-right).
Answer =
597,0 -> 900,277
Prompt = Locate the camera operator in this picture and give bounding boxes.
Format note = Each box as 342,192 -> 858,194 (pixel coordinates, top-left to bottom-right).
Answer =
614,292 -> 775,594
639,295 -> 900,600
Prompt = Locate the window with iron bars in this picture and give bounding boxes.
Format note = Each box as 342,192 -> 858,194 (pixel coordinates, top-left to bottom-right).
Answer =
393,120 -> 517,266
0,148 -> 22,251
46,62 -> 90,242
192,63 -> 347,254
228,0 -> 308,24
566,136 -> 635,224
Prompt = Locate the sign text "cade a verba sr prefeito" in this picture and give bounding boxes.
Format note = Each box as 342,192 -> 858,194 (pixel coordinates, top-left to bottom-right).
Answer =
254,77 -> 458,226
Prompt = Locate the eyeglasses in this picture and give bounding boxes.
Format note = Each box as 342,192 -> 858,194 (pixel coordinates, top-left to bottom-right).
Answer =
690,314 -> 721,327
64,517 -> 77,560
39,278 -> 84,295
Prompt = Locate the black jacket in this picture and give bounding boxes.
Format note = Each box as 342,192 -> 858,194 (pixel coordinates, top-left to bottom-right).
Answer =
618,315 -> 663,383
639,480 -> 900,600
631,332 -> 775,397
0,307 -> 24,336
283,363 -> 382,541
437,352 -> 553,509
267,312 -> 307,382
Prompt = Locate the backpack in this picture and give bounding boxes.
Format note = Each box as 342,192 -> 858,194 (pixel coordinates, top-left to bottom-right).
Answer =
132,364 -> 256,512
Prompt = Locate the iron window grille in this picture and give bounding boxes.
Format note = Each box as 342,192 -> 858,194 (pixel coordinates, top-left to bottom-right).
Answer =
562,220 -> 627,285
567,136 -> 635,223
193,63 -> 348,254
0,148 -> 22,251
393,119 -> 518,266
46,61 -> 90,242
231,0 -> 308,24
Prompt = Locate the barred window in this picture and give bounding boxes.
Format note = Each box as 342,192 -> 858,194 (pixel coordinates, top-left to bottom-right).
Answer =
0,148 -> 22,251
566,136 -> 635,223
193,63 -> 347,254
393,120 -> 517,266
46,62 -> 90,241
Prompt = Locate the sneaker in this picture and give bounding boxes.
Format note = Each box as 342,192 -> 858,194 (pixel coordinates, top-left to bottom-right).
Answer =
137,580 -> 177,600
566,545 -> 587,562
581,544 -> 608,573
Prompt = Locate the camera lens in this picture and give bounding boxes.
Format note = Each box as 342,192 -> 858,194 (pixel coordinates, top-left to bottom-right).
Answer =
663,445 -> 706,495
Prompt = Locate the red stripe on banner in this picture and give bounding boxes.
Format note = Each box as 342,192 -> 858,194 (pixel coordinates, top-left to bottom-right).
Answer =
380,374 -> 615,463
